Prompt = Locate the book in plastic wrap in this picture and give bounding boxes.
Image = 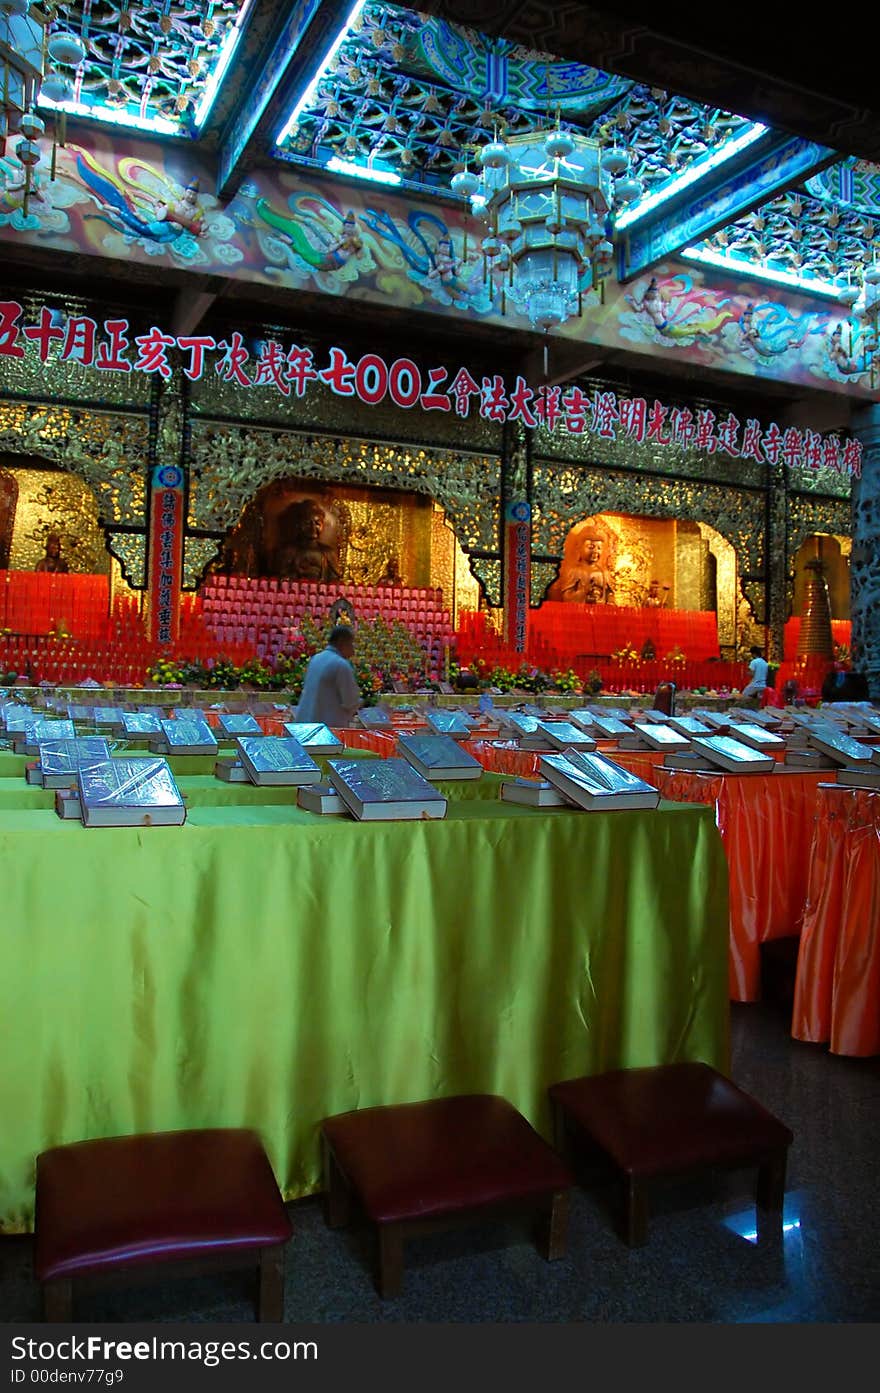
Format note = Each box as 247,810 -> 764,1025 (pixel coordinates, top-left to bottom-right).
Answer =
39,737 -> 111,789
539,749 -> 660,811
641,708 -> 675,724
21,718 -> 75,754
3,708 -> 34,737
424,708 -> 474,739
630,722 -> 690,751
588,713 -> 632,739
214,758 -> 249,783
568,709 -> 597,732
65,704 -> 93,723
77,757 -> 186,827
326,756 -> 447,820
398,733 -> 482,781
690,735 -> 775,772
92,707 -> 126,732
157,718 -> 218,756
358,707 -> 392,730
536,721 -> 597,752
297,783 -> 348,815
807,727 -> 874,767
236,736 -> 321,786
727,722 -> 786,752
218,713 -> 262,738
121,710 -> 163,738
836,766 -> 880,788
500,778 -> 567,807
54,788 -> 82,820
500,713 -> 551,749
283,722 -> 345,754
691,710 -> 733,730
663,750 -> 718,771
668,715 -> 713,737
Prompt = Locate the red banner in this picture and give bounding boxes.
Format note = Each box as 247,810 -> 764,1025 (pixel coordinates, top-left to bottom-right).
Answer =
504,501 -> 531,653
0,300 -> 864,477
147,465 -> 184,645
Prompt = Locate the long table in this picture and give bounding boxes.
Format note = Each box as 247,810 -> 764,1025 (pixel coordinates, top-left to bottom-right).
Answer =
0,780 -> 728,1232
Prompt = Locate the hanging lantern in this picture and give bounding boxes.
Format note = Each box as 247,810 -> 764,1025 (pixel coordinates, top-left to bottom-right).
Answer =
544,127 -> 574,160
18,108 -> 43,138
40,69 -> 71,103
450,167 -> 480,198
0,0 -> 31,16
15,136 -> 40,164
479,139 -> 510,170
603,147 -> 628,176
47,31 -> 86,67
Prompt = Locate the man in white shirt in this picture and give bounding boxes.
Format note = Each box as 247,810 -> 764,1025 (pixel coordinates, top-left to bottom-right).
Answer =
742,646 -> 770,699
296,626 -> 362,727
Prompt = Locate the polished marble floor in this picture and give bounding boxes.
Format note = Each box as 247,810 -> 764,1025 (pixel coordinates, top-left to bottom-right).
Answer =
2,1003 -> 878,1323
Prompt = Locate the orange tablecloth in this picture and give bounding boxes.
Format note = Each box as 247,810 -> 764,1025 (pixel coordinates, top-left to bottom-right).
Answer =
793,785 -> 880,1056
654,768 -> 835,1002
462,741 -> 666,782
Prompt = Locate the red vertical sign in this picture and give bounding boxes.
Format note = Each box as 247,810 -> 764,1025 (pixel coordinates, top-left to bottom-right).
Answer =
504,501 -> 531,653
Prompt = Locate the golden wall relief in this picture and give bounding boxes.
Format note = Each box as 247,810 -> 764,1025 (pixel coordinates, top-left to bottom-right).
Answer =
0,465 -> 109,574
0,403 -> 148,526
188,423 -> 501,560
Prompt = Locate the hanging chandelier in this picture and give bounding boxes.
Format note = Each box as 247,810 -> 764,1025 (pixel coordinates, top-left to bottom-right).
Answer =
0,2 -> 85,207
453,123 -> 640,332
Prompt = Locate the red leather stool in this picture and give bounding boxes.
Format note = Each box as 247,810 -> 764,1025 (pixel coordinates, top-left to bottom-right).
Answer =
35,1129 -> 293,1321
321,1095 -> 573,1297
549,1062 -> 793,1247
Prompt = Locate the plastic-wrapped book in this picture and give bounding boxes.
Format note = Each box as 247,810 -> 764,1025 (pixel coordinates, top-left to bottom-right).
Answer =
727,723 -> 786,752
157,719 -> 218,756
218,713 -> 262,738
121,711 -> 163,738
39,737 -> 111,789
236,736 -> 321,787
297,783 -> 348,815
283,722 -> 345,754
536,721 -> 597,752
690,735 -> 775,773
77,758 -> 186,827
326,757 -> 447,821
539,749 -> 660,811
358,707 -> 392,730
398,733 -> 482,781
807,727 -> 874,767
424,708 -> 474,739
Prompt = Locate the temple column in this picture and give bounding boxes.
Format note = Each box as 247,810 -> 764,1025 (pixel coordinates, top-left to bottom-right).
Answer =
145,376 -> 186,645
850,403 -> 880,698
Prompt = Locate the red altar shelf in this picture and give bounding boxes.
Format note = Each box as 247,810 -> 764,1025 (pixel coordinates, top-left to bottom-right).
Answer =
0,570 -> 109,640
792,785 -> 880,1057
530,602 -> 721,662
654,767 -> 836,1003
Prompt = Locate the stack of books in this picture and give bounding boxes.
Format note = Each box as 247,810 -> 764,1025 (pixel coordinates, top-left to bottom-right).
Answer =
326,757 -> 447,820
398,733 -> 482,780
539,748 -> 660,811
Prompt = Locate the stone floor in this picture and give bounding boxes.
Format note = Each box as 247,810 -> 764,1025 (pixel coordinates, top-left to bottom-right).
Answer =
1,1003 -> 878,1323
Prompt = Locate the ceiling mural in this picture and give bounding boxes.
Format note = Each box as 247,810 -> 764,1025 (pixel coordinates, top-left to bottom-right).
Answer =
0,127 -> 874,398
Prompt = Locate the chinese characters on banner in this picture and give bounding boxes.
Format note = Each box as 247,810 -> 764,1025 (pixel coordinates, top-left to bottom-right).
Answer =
0,301 -> 864,477
147,465 -> 184,645
504,501 -> 531,652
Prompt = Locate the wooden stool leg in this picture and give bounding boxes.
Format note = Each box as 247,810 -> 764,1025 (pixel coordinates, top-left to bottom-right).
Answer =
44,1279 -> 72,1322
756,1149 -> 787,1213
623,1175 -> 649,1247
257,1244 -> 285,1323
537,1190 -> 570,1261
322,1138 -> 352,1230
377,1225 -> 404,1299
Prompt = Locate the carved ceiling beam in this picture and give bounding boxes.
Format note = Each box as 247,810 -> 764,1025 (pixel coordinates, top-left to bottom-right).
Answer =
617,134 -> 837,282
216,0 -> 354,201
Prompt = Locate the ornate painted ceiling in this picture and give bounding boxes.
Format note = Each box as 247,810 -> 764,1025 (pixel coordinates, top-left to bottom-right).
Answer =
22,1 -> 880,294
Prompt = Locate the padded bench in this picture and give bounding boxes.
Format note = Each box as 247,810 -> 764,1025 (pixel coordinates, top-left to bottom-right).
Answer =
321,1094 -> 573,1296
549,1062 -> 793,1246
35,1129 -> 293,1321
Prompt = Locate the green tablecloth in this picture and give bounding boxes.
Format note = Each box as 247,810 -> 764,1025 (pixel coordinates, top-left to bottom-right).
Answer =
0,795 -> 728,1230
